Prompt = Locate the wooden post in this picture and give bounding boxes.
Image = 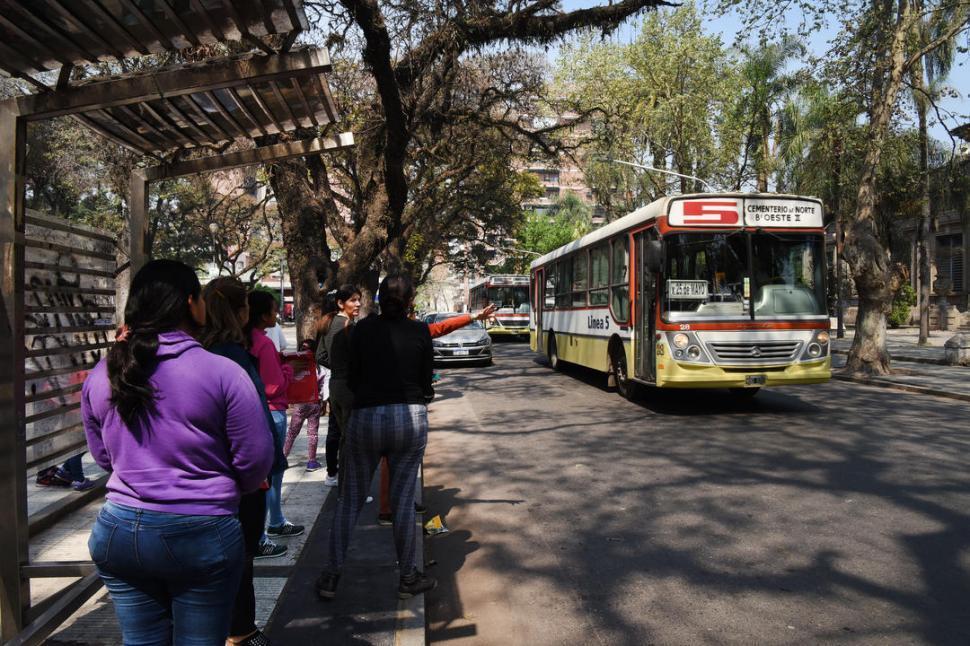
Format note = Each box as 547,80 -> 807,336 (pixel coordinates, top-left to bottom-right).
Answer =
0,99 -> 30,640
117,171 -> 148,323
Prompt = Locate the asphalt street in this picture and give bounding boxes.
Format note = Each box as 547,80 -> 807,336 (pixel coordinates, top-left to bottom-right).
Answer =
423,343 -> 970,646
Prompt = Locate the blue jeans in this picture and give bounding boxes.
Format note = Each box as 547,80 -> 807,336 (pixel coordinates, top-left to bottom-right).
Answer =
88,502 -> 244,646
265,411 -> 287,529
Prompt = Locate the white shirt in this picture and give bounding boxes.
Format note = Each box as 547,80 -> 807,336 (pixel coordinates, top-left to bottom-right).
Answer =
264,324 -> 288,352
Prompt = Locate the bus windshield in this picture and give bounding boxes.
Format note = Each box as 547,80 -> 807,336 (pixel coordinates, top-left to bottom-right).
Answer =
488,286 -> 531,313
663,232 -> 825,320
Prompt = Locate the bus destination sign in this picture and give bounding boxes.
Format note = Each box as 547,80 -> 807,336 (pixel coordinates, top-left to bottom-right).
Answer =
743,198 -> 823,228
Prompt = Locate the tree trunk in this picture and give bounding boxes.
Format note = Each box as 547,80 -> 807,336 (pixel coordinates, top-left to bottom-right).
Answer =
268,158 -> 336,344
914,61 -> 932,344
844,1 -> 916,375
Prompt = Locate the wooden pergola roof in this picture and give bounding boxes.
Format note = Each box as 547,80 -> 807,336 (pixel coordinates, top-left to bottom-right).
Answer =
0,0 -> 307,79
68,48 -> 339,158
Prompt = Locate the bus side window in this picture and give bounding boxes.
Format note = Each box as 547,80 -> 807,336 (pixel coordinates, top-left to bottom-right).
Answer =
545,266 -> 557,309
572,252 -> 588,306
556,257 -> 573,308
590,244 -> 609,306
611,237 -> 630,321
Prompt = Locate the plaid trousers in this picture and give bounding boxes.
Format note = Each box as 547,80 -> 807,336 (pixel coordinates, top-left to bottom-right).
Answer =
328,403 -> 428,575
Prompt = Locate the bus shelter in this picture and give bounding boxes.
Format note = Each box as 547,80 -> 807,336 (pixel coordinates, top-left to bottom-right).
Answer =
0,2 -> 354,642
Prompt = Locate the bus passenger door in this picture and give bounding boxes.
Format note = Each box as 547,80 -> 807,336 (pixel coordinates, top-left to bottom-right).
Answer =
635,232 -> 657,382
534,269 -> 544,353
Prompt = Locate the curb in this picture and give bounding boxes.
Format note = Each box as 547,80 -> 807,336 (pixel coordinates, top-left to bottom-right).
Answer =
831,349 -> 949,366
832,372 -> 970,403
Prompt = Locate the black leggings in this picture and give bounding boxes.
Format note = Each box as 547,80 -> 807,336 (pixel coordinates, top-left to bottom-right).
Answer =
229,489 -> 266,637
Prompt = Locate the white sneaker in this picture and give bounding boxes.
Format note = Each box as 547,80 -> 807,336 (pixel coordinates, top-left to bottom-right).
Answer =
323,475 -> 338,487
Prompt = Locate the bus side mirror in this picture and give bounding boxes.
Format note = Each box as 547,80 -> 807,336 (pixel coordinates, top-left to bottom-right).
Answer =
645,240 -> 663,273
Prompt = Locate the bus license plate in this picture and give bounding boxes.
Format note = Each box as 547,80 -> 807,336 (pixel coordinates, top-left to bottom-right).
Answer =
745,375 -> 766,387
453,350 -> 469,356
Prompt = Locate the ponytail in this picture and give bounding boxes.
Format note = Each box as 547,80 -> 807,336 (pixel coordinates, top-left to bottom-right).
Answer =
107,260 -> 201,425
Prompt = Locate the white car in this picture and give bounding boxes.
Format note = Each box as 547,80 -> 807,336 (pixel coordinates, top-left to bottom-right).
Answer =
430,313 -> 493,366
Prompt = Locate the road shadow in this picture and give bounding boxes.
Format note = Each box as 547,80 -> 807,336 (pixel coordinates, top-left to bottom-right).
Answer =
425,343 -> 970,644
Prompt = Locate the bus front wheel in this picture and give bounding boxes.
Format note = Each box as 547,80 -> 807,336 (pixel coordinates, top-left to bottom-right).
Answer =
548,334 -> 562,371
610,345 -> 636,401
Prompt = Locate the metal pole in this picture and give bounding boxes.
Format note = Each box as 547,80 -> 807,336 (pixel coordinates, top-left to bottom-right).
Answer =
0,99 -> 30,640
836,214 -> 845,338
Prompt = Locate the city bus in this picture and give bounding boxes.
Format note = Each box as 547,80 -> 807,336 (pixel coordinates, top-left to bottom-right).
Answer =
469,275 -> 530,339
529,193 -> 831,398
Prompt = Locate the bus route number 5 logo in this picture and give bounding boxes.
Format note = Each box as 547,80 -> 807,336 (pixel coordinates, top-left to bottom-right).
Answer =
682,201 -> 739,225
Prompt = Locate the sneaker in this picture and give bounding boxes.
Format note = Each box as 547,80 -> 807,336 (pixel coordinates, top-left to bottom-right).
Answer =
316,571 -> 340,600
266,522 -> 305,537
71,479 -> 95,492
365,496 -> 373,503
306,460 -> 321,472
377,513 -> 393,526
414,502 -> 427,514
254,541 -> 287,560
398,571 -> 437,599
323,474 -> 338,487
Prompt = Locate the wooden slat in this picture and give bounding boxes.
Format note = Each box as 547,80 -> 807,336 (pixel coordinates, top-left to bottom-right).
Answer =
291,78 -> 318,127
26,436 -> 87,471
26,342 -> 112,359
5,0 -> 91,67
311,73 -> 338,124
95,109 -> 161,154
246,84 -> 286,133
25,215 -> 116,244
0,13 -> 70,68
184,93 -> 232,142
225,87 -> 268,136
203,91 -> 250,138
25,384 -> 83,405
139,102 -> 195,149
25,362 -> 99,381
24,262 -> 116,279
269,80 -> 301,129
24,239 -> 115,263
78,0 -> 149,56
24,305 -> 115,314
115,0 -> 170,48
46,0 -> 127,61
154,0 -> 202,47
25,402 -> 81,426
163,97 -> 216,147
25,285 -> 116,297
26,325 -> 114,336
187,0 -> 227,41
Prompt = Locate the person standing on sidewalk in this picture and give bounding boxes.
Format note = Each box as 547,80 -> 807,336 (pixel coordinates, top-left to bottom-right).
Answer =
315,285 -> 361,487
81,260 -> 273,644
316,273 -> 436,601
376,303 -> 498,525
284,300 -> 339,471
202,277 -> 281,646
247,291 -> 305,542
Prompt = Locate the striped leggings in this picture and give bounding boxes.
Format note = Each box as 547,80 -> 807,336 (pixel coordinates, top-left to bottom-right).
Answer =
328,403 -> 428,575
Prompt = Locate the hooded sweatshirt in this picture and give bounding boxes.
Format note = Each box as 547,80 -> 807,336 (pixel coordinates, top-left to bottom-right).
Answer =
81,330 -> 274,516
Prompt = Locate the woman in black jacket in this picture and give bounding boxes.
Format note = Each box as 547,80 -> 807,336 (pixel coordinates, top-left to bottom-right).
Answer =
315,273 -> 436,601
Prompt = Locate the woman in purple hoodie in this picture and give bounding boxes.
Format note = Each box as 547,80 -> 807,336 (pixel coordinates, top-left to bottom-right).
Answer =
82,260 -> 273,645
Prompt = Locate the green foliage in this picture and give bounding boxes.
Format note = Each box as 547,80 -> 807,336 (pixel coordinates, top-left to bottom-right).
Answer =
889,283 -> 917,328
507,194 -> 594,272
555,2 -> 744,217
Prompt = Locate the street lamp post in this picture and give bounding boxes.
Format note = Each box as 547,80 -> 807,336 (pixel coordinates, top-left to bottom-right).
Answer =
208,222 -> 220,277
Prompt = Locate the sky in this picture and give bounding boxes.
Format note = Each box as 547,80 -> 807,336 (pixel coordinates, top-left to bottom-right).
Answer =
555,0 -> 969,146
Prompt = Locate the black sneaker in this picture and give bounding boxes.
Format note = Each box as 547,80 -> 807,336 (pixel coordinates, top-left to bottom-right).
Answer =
414,502 -> 427,514
398,571 -> 437,599
266,522 -> 305,537
254,541 -> 287,560
316,571 -> 340,600
377,513 -> 393,526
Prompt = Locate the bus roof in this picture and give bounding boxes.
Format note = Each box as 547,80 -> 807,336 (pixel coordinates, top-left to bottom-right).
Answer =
469,274 -> 529,290
529,192 -> 823,270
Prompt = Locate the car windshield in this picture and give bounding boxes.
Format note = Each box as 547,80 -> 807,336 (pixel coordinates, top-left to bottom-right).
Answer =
663,232 -> 825,320
488,286 -> 530,313
433,314 -> 484,329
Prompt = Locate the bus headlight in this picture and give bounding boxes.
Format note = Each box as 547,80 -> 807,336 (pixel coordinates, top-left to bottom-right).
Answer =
672,333 -> 690,349
686,345 -> 702,360
816,331 -> 830,345
806,342 -> 823,358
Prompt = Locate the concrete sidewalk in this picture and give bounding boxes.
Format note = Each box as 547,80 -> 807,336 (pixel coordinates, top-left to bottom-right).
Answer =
831,327 -> 970,402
